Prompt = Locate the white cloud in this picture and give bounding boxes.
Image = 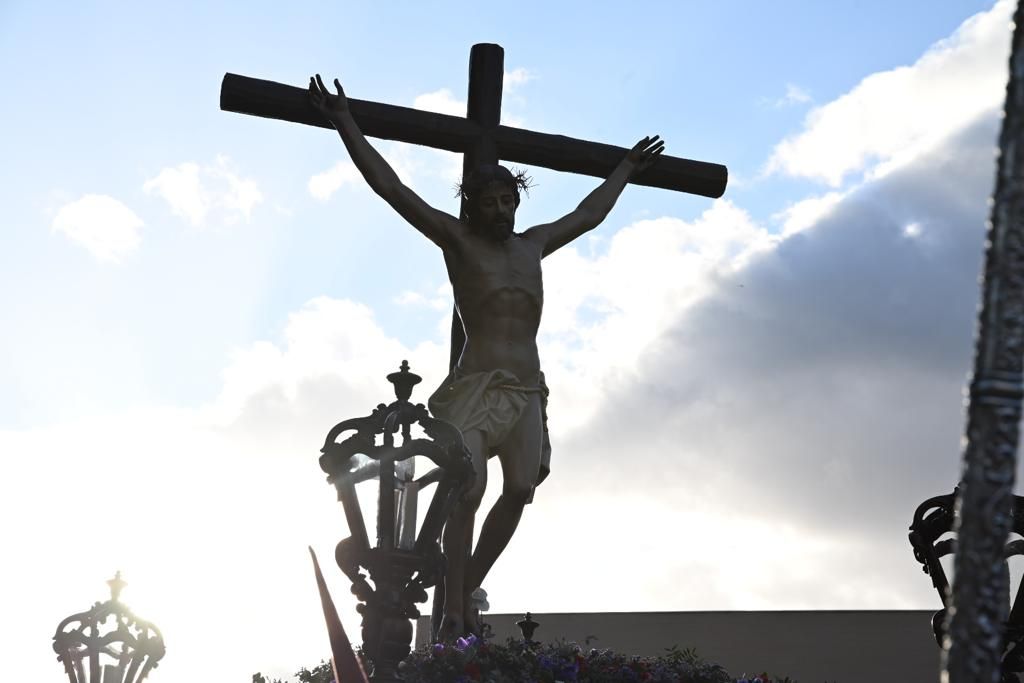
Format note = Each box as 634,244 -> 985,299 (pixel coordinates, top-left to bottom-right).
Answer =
394,290 -> 426,306
772,190 -> 846,236
781,83 -> 811,105
215,155 -> 263,220
51,194 -> 143,263
502,67 -> 533,126
426,148 -> 465,187
412,88 -> 464,117
394,287 -> 449,311
503,67 -> 533,92
310,141 -> 459,205
208,296 -> 448,428
381,144 -> 421,186
308,161 -> 361,201
539,200 -> 775,429
765,0 -> 1012,186
762,83 -> 813,108
144,162 -> 204,224
144,156 -> 263,226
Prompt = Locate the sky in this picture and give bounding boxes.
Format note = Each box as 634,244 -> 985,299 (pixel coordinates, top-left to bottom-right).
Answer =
0,0 -> 1017,680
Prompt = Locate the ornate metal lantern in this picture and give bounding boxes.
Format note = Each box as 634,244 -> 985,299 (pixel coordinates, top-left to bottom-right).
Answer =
52,572 -> 165,683
319,361 -> 473,681
909,490 -> 1024,680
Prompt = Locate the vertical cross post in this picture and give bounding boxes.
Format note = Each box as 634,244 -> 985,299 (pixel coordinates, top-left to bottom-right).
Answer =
448,44 -> 505,370
465,43 -> 503,172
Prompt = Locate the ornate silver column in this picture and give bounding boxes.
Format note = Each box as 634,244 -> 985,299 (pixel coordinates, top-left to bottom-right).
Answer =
946,3 -> 1024,681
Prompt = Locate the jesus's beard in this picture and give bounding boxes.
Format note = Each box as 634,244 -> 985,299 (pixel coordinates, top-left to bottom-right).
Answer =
490,221 -> 513,241
468,210 -> 515,241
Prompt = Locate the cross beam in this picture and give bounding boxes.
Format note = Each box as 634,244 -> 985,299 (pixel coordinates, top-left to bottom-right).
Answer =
220,44 -> 728,199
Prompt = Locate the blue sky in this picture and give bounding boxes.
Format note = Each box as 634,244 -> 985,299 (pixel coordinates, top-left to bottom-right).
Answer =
1,1 -> 1015,680
0,0 -> 996,421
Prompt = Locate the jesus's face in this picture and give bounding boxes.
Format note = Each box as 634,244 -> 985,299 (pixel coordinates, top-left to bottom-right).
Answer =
473,182 -> 517,241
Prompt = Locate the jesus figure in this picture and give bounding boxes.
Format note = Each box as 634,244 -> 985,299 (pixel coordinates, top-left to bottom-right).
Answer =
309,74 -> 663,637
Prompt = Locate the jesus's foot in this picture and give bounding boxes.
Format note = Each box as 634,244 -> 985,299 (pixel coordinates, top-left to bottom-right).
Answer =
462,587 -> 488,636
469,586 -> 490,612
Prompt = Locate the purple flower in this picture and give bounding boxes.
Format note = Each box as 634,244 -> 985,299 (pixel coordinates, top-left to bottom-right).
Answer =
556,660 -> 579,680
455,637 -> 470,651
432,643 -> 444,656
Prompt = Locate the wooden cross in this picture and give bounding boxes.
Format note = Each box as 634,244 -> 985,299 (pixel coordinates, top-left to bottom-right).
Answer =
221,43 -> 728,366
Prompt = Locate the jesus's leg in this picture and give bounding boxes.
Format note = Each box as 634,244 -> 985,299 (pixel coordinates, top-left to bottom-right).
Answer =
440,429 -> 488,639
465,395 -> 543,602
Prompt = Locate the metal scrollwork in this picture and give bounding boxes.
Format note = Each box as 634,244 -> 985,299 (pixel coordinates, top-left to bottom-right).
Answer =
910,490 -> 1024,679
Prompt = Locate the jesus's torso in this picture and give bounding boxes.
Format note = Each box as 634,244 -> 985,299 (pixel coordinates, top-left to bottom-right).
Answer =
446,229 -> 545,381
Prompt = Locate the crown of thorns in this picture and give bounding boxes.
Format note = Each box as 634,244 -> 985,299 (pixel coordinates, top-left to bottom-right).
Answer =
454,165 -> 534,203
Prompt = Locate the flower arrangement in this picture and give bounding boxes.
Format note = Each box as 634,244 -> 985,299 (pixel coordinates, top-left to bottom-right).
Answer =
255,639 -> 817,682
398,636 -> 802,683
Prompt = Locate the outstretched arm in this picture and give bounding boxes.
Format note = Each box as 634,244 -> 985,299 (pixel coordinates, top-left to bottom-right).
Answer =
309,74 -> 459,248
524,136 -> 664,257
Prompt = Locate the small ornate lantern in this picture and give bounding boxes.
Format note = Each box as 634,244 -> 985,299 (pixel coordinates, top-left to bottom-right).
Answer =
516,612 -> 539,643
319,361 -> 473,681
52,572 -> 165,683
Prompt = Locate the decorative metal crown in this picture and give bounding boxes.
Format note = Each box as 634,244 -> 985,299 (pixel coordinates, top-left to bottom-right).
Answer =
53,572 -> 166,683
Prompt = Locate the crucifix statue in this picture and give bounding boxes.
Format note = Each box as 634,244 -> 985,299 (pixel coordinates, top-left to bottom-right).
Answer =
221,43 -> 726,640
